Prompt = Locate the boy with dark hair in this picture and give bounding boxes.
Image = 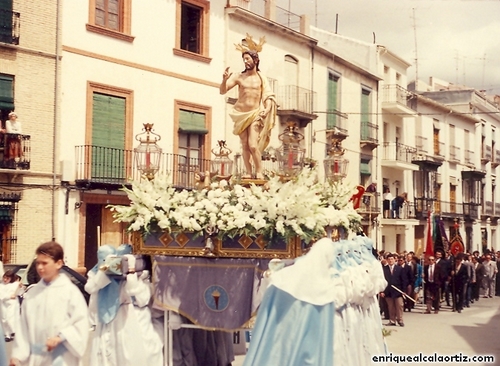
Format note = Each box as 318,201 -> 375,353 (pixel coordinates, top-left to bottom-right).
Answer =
9,241 -> 88,366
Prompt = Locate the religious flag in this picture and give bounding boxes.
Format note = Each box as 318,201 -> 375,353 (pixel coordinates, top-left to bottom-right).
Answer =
152,256 -> 269,330
449,222 -> 464,256
424,211 -> 434,258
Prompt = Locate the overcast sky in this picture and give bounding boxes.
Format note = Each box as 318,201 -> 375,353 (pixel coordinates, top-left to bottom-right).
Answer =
281,0 -> 500,94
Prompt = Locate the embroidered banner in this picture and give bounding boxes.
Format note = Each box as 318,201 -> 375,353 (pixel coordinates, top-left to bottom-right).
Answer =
153,256 -> 269,330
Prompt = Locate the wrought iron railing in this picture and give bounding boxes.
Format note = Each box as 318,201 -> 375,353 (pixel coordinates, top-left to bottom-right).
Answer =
75,145 -> 283,190
438,200 -> 463,217
492,150 -> 500,167
382,142 -> 416,163
464,149 -> 474,165
0,9 -> 20,45
381,84 -> 411,106
275,5 -> 301,31
495,203 -> 500,217
483,201 -> 493,216
277,85 -> 316,115
482,145 -> 492,162
434,141 -> 445,159
463,202 -> 479,220
449,145 -> 461,163
357,192 -> 380,216
1,133 -> 31,170
326,109 -> 348,136
360,121 -> 378,145
416,135 -> 428,153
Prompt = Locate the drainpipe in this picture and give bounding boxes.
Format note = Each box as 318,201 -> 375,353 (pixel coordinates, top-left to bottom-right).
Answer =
52,0 -> 62,240
309,46 -> 314,158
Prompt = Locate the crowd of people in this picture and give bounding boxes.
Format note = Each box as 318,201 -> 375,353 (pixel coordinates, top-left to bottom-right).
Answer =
0,241 -> 164,366
378,248 -> 500,326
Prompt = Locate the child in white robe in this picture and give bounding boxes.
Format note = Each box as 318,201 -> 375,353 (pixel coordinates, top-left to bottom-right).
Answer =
9,241 -> 89,366
0,270 -> 22,342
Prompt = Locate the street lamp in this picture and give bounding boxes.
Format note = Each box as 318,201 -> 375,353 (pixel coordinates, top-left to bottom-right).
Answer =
275,122 -> 305,181
323,137 -> 349,182
134,123 -> 162,180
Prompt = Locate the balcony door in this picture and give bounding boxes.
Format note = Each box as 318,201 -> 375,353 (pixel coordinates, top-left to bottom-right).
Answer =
86,82 -> 133,183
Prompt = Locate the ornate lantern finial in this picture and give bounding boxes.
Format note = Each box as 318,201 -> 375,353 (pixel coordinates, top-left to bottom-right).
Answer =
134,123 -> 162,180
211,140 -> 233,181
323,137 -> 349,183
275,122 -> 305,181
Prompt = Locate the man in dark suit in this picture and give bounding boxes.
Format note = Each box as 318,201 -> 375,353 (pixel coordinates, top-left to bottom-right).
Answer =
435,250 -> 451,306
398,255 -> 415,312
381,253 -> 408,326
423,255 -> 442,314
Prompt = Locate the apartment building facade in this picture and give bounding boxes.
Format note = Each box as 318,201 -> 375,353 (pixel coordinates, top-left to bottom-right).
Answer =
411,77 -> 500,253
0,0 -> 59,263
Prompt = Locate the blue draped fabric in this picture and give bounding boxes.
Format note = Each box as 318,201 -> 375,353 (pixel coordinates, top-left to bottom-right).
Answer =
243,285 -> 334,366
97,244 -> 132,324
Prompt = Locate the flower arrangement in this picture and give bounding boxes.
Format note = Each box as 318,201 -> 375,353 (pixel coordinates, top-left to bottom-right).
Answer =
110,168 -> 362,244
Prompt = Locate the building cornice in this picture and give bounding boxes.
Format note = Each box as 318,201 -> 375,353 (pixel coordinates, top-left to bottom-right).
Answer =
62,45 -> 219,88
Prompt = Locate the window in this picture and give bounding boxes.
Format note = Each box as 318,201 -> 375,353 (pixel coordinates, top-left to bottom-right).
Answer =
327,71 -> 340,129
86,82 -> 133,182
0,74 -> 14,112
361,86 -> 371,124
174,101 -> 211,187
87,0 -> 133,42
0,193 -> 20,263
174,0 -> 211,63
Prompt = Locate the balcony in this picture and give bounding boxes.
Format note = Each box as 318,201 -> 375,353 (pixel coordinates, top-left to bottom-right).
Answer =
325,109 -> 348,140
463,202 -> 480,220
482,201 -> 493,217
433,141 -> 445,161
0,133 -> 31,170
357,192 -> 380,217
481,145 -> 492,163
492,149 -> 500,168
416,136 -> 428,154
464,149 -> 475,167
449,145 -> 461,163
381,142 -> 419,171
76,145 -> 213,190
494,203 -> 500,219
0,9 -> 20,45
74,146 -> 283,190
437,200 -> 463,219
381,84 -> 414,115
277,85 -> 317,127
414,198 -> 435,220
360,121 -> 378,149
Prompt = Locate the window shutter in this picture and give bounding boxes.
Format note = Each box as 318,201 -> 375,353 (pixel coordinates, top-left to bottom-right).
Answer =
91,93 -> 126,180
360,160 -> 371,175
0,0 -> 13,44
361,89 -> 370,124
178,109 -> 208,134
0,75 -> 14,110
327,73 -> 338,129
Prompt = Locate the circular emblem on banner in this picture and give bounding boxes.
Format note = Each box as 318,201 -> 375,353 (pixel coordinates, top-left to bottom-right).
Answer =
204,285 -> 229,312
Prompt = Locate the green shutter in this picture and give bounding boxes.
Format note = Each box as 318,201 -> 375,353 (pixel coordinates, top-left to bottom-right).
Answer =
0,75 -> 14,110
92,93 -> 126,180
178,109 -> 208,134
0,0 -> 12,44
327,73 -> 338,129
360,160 -> 371,175
361,89 -> 370,124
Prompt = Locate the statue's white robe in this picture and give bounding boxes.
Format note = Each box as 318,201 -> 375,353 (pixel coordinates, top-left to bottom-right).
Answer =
11,274 -> 89,366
